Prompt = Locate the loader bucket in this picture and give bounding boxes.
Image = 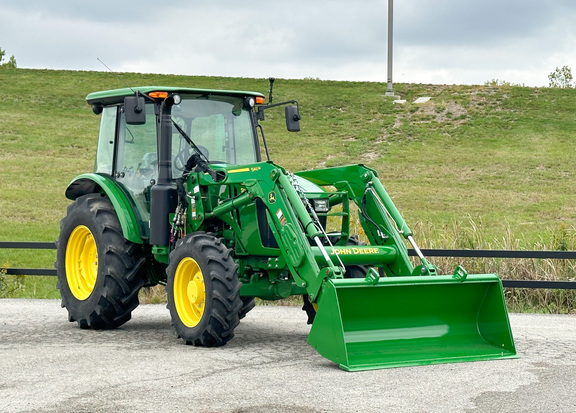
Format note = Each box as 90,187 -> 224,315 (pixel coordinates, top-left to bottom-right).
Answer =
308,274 -> 516,371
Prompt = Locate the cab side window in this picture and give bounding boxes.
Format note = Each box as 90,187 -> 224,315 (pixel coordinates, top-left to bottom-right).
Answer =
115,103 -> 157,220
94,107 -> 117,175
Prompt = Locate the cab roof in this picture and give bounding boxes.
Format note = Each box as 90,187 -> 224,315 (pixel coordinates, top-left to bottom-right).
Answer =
86,86 -> 265,106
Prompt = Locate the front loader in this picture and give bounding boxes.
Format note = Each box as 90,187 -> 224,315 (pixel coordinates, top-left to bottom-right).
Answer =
56,83 -> 516,371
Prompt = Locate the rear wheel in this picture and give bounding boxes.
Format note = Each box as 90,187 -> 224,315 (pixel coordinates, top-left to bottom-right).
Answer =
166,232 -> 242,346
56,193 -> 146,329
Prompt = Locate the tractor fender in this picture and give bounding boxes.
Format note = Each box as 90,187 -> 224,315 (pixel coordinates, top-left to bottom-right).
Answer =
65,173 -> 143,244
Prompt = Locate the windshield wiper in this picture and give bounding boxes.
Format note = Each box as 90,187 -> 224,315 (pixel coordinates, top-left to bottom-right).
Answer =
172,119 -> 225,182
171,119 -> 210,164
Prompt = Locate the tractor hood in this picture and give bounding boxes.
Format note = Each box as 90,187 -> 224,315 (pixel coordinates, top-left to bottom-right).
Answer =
293,175 -> 325,194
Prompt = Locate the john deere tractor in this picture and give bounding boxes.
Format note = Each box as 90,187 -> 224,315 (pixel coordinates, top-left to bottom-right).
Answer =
56,83 -> 516,371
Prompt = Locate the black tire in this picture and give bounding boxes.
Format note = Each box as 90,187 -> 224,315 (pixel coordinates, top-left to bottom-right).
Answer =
323,235 -> 370,278
239,296 -> 256,319
302,236 -> 370,324
56,193 -> 146,329
343,236 -> 370,279
166,232 -> 242,346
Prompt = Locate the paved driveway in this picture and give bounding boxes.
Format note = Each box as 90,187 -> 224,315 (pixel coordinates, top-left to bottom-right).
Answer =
0,299 -> 575,412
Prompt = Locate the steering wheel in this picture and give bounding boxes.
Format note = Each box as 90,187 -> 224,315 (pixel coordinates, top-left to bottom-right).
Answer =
173,146 -> 210,172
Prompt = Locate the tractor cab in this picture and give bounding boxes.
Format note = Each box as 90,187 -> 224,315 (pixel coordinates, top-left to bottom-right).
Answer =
86,87 -> 300,237
88,88 -> 268,228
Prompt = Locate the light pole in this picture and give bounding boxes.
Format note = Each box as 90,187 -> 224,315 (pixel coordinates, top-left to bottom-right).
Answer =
385,0 -> 395,96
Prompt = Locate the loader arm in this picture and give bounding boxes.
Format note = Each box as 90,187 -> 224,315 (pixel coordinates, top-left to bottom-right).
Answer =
189,162 -> 437,300
295,164 -> 437,276
189,161 -> 343,301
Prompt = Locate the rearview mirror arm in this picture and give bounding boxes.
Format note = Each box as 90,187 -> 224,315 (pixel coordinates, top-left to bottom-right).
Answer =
256,100 -> 299,121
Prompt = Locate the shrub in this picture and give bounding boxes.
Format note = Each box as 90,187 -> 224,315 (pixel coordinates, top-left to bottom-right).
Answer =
548,66 -> 574,88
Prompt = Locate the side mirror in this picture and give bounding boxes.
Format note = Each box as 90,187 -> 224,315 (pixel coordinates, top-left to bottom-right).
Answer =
285,105 -> 301,132
124,95 -> 146,125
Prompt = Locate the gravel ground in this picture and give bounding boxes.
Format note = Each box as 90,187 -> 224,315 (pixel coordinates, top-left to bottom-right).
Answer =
0,299 -> 575,412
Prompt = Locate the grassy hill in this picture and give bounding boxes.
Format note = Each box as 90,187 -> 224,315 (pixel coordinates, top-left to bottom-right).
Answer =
1,68 -> 576,308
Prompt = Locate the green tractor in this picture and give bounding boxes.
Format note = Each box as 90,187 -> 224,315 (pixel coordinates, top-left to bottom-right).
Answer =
56,83 -> 516,371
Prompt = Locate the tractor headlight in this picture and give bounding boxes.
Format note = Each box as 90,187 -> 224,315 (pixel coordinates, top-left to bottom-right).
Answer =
313,199 -> 330,213
244,96 -> 255,109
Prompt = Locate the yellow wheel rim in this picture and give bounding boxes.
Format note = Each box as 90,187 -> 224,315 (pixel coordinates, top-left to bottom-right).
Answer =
65,225 -> 98,300
174,257 -> 205,328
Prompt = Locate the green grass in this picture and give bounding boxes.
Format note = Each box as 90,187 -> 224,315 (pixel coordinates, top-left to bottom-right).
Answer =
1,68 -> 576,310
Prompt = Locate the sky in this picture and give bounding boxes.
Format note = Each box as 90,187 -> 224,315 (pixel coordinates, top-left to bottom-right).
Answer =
1,0 -> 575,87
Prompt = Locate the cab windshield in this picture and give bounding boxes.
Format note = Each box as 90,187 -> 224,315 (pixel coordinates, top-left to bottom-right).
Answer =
171,95 -> 258,167
108,94 -> 259,225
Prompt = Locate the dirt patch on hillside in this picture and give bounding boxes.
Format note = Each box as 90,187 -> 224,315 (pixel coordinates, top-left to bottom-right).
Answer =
410,100 -> 468,125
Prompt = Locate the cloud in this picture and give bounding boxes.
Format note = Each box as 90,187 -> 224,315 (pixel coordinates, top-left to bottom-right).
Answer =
397,0 -> 573,46
1,0 -> 576,86
393,0 -> 576,85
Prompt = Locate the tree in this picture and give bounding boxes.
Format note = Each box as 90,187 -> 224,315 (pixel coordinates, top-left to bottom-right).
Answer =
0,47 -> 17,69
548,66 -> 574,88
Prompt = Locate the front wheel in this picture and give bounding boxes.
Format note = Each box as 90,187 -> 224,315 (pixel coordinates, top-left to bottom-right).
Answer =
302,236 -> 370,324
166,232 -> 242,346
56,193 -> 145,329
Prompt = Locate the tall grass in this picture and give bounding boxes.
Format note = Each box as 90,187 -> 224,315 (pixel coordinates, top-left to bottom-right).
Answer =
412,217 -> 576,313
